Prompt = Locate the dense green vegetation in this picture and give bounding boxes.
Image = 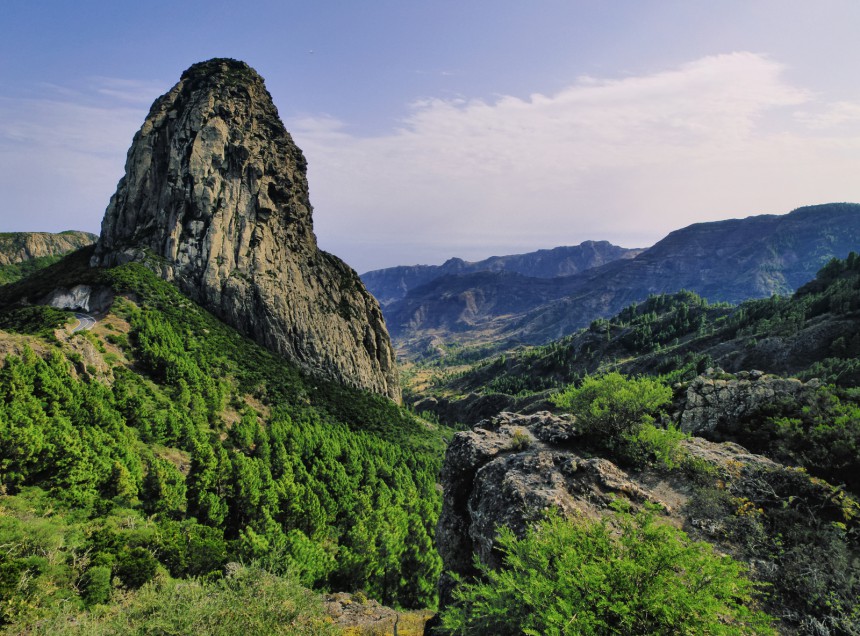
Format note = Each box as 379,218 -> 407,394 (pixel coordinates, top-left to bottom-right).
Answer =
4,249 -> 860,633
0,305 -> 70,337
440,505 -> 775,635
0,255 -> 446,630
707,382 -> 860,492
550,372 -> 685,468
15,563 -> 337,635
539,373 -> 860,634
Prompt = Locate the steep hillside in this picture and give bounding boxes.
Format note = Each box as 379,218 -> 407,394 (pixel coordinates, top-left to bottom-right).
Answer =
361,240 -> 640,308
0,249 -> 446,631
0,231 -> 97,284
388,203 -> 860,358
91,58 -> 399,400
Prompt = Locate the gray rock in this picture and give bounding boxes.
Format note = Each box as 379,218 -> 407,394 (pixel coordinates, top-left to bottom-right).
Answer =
91,59 -> 399,400
435,411 -> 671,607
677,370 -> 815,436
42,284 -> 114,313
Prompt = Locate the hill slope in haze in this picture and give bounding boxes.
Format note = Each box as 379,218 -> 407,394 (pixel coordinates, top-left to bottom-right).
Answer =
418,252 -> 860,433
361,240 -> 641,308
388,203 -> 860,358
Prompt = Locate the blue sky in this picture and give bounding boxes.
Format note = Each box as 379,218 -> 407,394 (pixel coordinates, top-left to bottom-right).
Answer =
3,1 -> 860,272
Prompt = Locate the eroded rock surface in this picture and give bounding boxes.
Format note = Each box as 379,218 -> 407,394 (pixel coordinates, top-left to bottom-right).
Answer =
677,369 -> 818,436
91,59 -> 399,400
436,411 -> 667,606
435,411 -> 782,608
42,284 -> 114,313
0,231 -> 96,266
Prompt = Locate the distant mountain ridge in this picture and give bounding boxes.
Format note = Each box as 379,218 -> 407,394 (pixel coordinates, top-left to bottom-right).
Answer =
386,203 -> 860,357
361,240 -> 641,307
0,230 -> 96,266
0,231 -> 98,285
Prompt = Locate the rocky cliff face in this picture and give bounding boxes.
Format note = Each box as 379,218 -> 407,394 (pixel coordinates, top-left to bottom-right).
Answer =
0,231 -> 96,266
91,59 -> 400,400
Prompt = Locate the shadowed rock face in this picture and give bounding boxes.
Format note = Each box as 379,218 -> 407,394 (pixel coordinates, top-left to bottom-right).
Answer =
91,58 -> 400,400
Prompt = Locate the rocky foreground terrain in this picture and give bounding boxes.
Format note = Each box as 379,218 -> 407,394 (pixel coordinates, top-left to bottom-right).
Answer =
434,404 -> 859,633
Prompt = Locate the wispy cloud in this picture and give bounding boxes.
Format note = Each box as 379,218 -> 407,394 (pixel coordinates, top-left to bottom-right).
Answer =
291,52 -> 860,271
2,56 -> 859,272
0,78 -> 153,233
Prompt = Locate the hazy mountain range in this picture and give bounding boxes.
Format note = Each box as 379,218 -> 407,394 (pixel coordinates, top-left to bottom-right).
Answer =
376,203 -> 860,357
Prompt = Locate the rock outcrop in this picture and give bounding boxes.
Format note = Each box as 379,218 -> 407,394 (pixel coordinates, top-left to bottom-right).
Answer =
91,59 -> 399,400
42,284 -> 114,314
434,410 -> 860,632
677,369 -> 819,436
0,231 -> 96,266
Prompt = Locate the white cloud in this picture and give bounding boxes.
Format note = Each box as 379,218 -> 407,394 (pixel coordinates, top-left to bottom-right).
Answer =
2,56 -> 859,273
292,52 -> 860,271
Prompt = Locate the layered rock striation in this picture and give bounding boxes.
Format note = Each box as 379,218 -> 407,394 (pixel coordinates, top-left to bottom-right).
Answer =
91,59 -> 400,400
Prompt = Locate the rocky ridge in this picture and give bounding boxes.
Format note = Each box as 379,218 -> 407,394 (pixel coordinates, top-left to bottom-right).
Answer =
90,59 -> 399,400
361,240 -> 641,308
0,231 -> 96,266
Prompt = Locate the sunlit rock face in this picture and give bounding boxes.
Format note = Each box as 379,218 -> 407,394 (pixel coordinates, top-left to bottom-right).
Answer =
92,58 -> 400,400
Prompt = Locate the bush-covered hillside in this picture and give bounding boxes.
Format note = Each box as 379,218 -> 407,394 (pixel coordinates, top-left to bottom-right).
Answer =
0,250 -> 448,630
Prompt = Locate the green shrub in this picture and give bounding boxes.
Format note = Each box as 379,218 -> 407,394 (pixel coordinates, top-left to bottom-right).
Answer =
18,565 -> 338,635
440,505 -> 775,635
551,372 -> 671,440
115,547 -> 159,589
627,422 -> 687,469
81,566 -> 112,605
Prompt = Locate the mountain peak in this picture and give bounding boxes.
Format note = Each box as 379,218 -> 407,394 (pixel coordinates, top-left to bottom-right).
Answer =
91,60 -> 400,400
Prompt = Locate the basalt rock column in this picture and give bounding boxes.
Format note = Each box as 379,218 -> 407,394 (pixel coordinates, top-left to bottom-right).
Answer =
92,58 -> 400,400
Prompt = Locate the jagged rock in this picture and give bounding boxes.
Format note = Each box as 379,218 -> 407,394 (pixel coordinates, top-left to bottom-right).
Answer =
90,59 -> 399,400
0,231 -> 96,266
435,411 -> 671,607
677,370 -> 816,436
